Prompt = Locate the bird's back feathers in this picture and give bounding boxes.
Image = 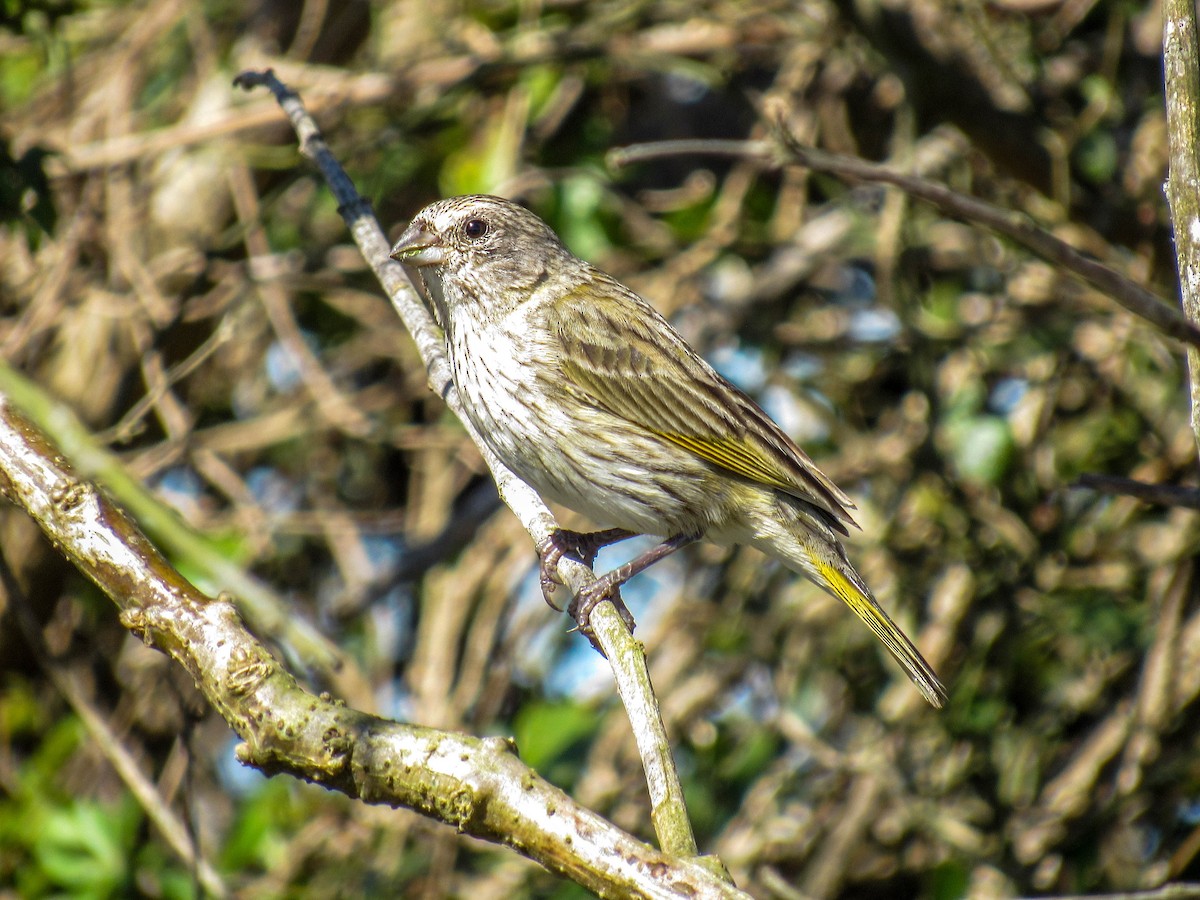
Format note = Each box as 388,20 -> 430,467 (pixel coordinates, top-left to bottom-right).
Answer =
544,269 -> 858,534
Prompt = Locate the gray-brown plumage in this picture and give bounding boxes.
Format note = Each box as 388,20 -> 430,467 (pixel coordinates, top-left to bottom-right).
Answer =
391,194 -> 947,707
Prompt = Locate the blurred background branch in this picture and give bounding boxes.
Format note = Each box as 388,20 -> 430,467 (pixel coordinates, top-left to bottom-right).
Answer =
610,132 -> 1200,349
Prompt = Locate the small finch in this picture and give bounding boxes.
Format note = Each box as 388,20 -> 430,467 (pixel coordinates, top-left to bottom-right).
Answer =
390,194 -> 947,708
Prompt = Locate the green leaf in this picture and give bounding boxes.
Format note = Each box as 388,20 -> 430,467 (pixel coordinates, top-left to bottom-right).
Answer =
219,778 -> 296,873
1075,130 -> 1118,184
944,414 -> 1014,485
35,798 -> 138,896
556,175 -> 611,261
513,700 -> 597,770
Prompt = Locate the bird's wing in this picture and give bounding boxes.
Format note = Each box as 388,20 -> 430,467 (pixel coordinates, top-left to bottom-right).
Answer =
543,273 -> 858,532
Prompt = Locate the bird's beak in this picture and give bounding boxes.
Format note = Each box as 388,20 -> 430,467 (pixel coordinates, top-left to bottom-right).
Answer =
390,222 -> 446,266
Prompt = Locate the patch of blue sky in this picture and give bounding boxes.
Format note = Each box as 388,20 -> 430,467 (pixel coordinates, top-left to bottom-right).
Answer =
847,306 -> 901,343
264,329 -> 320,393
988,376 -> 1029,416
708,341 -> 767,393
152,466 -> 205,518
831,265 -> 876,306
245,465 -> 302,514
508,535 -> 687,702
760,384 -> 829,444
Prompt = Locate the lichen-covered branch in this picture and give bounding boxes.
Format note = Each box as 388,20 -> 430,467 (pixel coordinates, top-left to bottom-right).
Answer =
1164,0 -> 1200,453
0,396 -> 745,899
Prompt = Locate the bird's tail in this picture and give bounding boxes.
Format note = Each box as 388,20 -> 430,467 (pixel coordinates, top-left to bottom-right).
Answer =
746,499 -> 948,708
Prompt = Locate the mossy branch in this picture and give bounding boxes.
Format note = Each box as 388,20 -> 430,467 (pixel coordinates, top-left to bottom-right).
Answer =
0,362 -> 370,703
0,396 -> 744,898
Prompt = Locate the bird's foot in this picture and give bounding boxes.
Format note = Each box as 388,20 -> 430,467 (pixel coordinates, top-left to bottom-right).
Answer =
539,528 -> 699,652
567,575 -> 636,653
535,528 -> 637,610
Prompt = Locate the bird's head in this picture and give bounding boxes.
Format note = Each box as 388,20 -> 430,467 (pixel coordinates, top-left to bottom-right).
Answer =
390,195 -> 572,302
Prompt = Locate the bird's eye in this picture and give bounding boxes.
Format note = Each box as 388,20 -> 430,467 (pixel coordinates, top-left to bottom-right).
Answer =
463,218 -> 489,240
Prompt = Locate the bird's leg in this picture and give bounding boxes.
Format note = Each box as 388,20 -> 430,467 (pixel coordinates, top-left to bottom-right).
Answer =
569,532 -> 700,639
537,528 -> 639,606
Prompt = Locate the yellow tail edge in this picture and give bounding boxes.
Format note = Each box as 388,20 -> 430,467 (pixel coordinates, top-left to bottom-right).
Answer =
810,553 -> 948,709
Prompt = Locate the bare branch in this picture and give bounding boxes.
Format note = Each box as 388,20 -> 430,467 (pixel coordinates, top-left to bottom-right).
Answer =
609,131 -> 1200,349
1164,0 -> 1200,452
1019,884 -> 1200,900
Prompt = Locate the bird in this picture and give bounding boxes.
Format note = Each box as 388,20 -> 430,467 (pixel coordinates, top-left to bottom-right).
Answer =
390,194 -> 947,708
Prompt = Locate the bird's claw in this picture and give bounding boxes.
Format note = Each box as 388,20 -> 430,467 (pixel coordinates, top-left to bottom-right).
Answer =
568,576 -> 636,653
536,528 -> 639,652
536,532 -> 571,610
536,528 -> 634,610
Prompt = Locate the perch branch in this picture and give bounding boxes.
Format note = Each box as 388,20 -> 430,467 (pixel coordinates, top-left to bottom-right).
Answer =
1073,474 -> 1200,510
0,396 -> 744,899
230,69 -> 710,869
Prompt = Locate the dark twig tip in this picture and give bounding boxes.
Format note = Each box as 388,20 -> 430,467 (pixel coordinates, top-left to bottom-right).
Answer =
232,68 -> 274,91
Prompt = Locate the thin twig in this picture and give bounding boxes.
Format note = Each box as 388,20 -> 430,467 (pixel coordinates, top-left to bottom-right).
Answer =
1073,474 -> 1200,510
609,131 -> 1200,349
230,69 -> 712,871
607,139 -> 776,166
0,554 -> 228,898
1117,563 -> 1187,796
99,316 -> 235,444
1018,884 -> 1200,900
226,163 -> 373,437
770,122 -> 1200,348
